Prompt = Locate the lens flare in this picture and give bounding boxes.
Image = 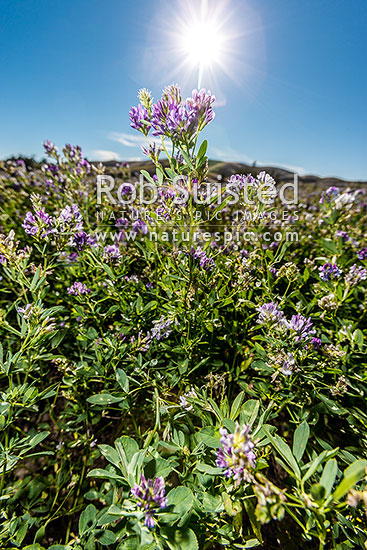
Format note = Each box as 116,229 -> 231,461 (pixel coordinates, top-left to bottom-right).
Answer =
144,0 -> 266,98
178,0 -> 228,88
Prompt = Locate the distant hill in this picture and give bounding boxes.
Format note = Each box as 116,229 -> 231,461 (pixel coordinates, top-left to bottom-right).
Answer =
102,159 -> 366,193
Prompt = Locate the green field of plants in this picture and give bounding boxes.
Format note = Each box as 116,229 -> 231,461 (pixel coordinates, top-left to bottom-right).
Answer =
0,85 -> 366,549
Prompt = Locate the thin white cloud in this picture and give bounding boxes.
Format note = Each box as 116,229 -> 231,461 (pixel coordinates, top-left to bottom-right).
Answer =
108,131 -> 173,155
258,160 -> 306,175
214,98 -> 227,108
90,149 -> 121,161
109,132 -> 148,148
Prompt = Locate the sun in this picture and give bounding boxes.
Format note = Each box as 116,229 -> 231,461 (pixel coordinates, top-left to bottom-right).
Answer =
181,18 -> 225,70
176,0 -> 229,88
146,0 -> 263,92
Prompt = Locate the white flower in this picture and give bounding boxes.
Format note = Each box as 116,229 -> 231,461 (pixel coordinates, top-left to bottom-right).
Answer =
334,192 -> 355,210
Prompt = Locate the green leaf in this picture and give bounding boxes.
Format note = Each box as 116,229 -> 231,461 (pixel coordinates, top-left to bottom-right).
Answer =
302,450 -> 337,483
30,267 -> 41,292
116,369 -> 129,392
87,468 -> 125,482
51,329 -> 67,349
195,463 -> 223,475
98,444 -> 120,467
292,421 -> 310,462
196,140 -> 208,163
230,391 -> 245,420
333,459 -> 367,500
197,428 -> 220,448
166,487 -> 194,517
320,459 -> 338,496
243,540 -> 261,548
79,504 -> 97,535
321,238 -> 338,255
243,499 -> 263,544
26,431 -> 49,449
141,170 -> 155,184
263,427 -> 300,478
241,399 -> 260,427
163,527 -> 198,550
87,393 -> 123,405
116,436 -> 139,462
96,530 -> 117,546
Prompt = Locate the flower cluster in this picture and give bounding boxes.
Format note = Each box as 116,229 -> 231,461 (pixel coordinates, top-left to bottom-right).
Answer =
357,248 -> 367,260
70,231 -> 95,250
345,264 -> 367,286
216,423 -> 256,485
103,244 -> 121,262
131,474 -> 167,528
42,142 -> 91,181
320,186 -> 357,210
287,314 -> 316,342
319,263 -> 343,281
269,350 -> 297,377
17,304 -> 35,320
130,84 -> 215,142
320,186 -> 340,204
43,139 -> 58,157
23,208 -> 55,238
257,302 -> 317,345
67,281 -> 91,296
190,245 -> 215,271
58,203 -> 83,233
179,388 -> 197,411
23,197 -> 94,250
257,302 -> 285,326
148,316 -> 173,341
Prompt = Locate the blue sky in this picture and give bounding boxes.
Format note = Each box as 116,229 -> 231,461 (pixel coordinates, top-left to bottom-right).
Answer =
0,0 -> 366,179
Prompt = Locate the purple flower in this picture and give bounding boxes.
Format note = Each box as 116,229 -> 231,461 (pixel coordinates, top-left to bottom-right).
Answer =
141,142 -> 162,162
63,144 -> 82,163
131,474 -> 167,528
185,88 -> 216,133
17,304 -> 34,320
0,254 -> 6,265
280,352 -> 296,375
216,423 -> 256,485
67,281 -> 91,296
70,231 -> 95,250
311,337 -> 322,350
67,252 -> 79,262
228,174 -> 257,190
287,314 -> 316,342
190,245 -> 215,271
43,139 -> 58,156
116,217 -> 130,228
320,186 -> 339,204
319,263 -> 342,281
357,248 -> 367,260
345,264 -> 367,286
335,230 -> 351,243
149,316 -> 173,341
132,219 -> 148,235
22,209 -> 55,238
103,244 -> 121,262
58,204 -> 83,233
150,85 -> 215,139
129,104 -> 151,134
256,302 -> 285,326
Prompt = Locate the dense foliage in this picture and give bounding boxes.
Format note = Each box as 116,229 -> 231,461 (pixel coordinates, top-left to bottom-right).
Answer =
0,85 -> 366,549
